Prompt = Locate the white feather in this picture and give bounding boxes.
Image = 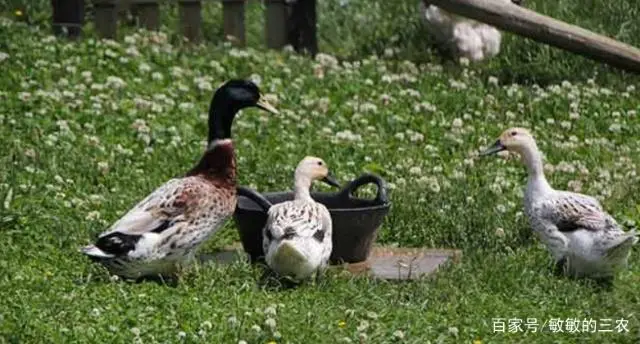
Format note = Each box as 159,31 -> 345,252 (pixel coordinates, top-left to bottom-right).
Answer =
420,1 -> 508,62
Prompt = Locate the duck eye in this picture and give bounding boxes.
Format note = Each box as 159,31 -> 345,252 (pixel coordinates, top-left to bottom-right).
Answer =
510,131 -> 517,136
317,161 -> 323,166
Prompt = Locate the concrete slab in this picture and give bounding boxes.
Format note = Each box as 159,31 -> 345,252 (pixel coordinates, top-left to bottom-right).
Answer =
201,244 -> 462,281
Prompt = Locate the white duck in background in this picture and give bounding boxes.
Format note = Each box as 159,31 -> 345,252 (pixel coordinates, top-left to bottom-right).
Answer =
481,128 -> 638,279
262,156 -> 340,281
81,80 -> 278,280
419,0 -> 522,62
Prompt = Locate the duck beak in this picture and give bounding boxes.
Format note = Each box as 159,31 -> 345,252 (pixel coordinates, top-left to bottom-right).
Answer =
256,98 -> 279,114
480,140 -> 506,156
321,172 -> 341,188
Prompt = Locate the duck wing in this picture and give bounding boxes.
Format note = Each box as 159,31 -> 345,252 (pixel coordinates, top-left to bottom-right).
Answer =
541,192 -> 613,232
85,178 -> 203,257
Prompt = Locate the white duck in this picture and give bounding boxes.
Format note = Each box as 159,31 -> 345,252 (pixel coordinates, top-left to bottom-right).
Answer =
81,80 -> 278,280
419,0 -> 522,62
481,128 -> 638,279
262,156 -> 340,280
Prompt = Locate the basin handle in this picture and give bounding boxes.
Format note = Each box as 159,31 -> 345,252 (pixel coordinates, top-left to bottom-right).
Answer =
237,186 -> 273,212
338,173 -> 388,204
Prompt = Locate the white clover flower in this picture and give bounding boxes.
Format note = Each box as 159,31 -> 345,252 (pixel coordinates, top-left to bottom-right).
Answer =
264,305 -> 277,316
449,79 -> 467,90
151,72 -> 164,81
126,46 -> 140,57
451,118 -> 463,128
24,148 -> 36,158
426,177 -> 440,193
359,102 -> 378,113
567,180 -> 582,192
178,102 -> 194,111
315,53 -> 339,68
106,76 -> 126,89
97,161 -> 109,174
91,308 -> 101,317
335,130 -> 362,142
264,318 -> 276,330
249,73 -> 262,85
124,35 -> 136,44
357,320 -> 369,332
229,48 -> 250,58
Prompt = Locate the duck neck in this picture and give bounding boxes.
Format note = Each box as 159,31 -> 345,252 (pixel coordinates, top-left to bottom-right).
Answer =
187,94 -> 239,185
207,91 -> 239,143
187,140 -> 236,186
520,142 -> 551,194
294,175 -> 313,202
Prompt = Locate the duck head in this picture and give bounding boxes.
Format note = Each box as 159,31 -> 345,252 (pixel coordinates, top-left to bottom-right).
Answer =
208,79 -> 278,143
480,127 -> 536,156
295,156 -> 341,188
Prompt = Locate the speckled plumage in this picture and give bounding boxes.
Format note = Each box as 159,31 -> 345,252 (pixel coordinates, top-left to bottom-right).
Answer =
526,185 -> 637,278
484,128 -> 638,279
263,200 -> 333,279
83,142 -> 237,279
81,79 -> 278,280
262,157 -> 336,280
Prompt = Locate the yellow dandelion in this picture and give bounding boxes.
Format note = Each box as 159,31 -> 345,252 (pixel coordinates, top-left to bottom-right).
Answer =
266,341 -> 277,344
338,320 -> 346,328
473,340 -> 482,344
15,9 -> 23,16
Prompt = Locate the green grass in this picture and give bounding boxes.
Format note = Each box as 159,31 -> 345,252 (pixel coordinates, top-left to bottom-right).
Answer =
1,1 -> 640,343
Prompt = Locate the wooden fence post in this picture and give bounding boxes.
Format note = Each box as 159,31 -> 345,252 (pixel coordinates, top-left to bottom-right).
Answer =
134,0 -> 160,30
222,0 -> 246,46
179,0 -> 202,42
265,0 -> 288,49
51,0 -> 85,39
94,0 -> 117,39
287,0 -> 317,56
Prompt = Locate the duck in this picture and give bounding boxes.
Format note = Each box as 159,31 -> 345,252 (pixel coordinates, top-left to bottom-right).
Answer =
419,0 -> 522,62
262,156 -> 340,281
480,127 -> 638,279
81,79 -> 279,280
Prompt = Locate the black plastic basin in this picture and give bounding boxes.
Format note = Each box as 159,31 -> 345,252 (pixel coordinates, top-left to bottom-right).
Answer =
234,173 -> 391,264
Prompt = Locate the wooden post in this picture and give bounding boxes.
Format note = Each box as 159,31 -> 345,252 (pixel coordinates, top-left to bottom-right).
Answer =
179,0 -> 202,42
287,0 -> 317,56
94,0 -> 118,39
423,0 -> 640,73
222,0 -> 246,46
265,0 -> 288,49
51,0 -> 84,39
134,0 -> 160,30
